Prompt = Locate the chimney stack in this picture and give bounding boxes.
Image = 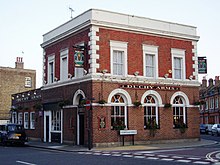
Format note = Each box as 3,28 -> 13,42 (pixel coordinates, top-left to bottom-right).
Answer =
201,76 -> 207,88
15,57 -> 24,69
208,78 -> 213,87
215,76 -> 220,85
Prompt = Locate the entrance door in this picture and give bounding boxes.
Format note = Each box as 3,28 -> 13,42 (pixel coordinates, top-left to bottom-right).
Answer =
79,115 -> 84,145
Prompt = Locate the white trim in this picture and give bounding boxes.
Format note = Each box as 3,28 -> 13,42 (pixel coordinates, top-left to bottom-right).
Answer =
107,88 -> 132,105
141,90 -> 162,106
170,91 -> 190,106
110,40 -> 128,76
47,54 -> 55,84
142,44 -> 158,79
24,112 -> 29,129
171,48 -> 186,81
44,111 -> 52,142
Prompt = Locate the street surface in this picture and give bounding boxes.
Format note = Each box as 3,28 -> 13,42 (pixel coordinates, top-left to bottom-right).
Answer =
0,134 -> 220,165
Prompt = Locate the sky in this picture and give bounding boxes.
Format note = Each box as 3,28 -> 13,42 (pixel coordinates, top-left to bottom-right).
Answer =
1,0 -> 220,88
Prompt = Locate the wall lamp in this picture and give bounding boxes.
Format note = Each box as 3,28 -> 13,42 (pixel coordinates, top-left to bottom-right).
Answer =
164,73 -> 169,79
134,71 -> 139,76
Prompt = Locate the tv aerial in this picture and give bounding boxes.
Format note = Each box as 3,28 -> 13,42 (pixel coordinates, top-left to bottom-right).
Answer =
69,7 -> 74,19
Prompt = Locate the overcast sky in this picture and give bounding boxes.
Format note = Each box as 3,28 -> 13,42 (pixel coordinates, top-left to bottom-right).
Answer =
1,0 -> 219,87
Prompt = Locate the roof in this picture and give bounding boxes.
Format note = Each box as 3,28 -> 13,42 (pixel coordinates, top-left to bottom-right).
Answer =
41,8 -> 199,47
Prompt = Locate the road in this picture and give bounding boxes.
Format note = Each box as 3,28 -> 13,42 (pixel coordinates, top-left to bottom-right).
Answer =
0,134 -> 219,165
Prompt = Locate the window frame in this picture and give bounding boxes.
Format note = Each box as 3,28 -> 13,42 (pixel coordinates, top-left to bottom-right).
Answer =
110,40 -> 128,77
110,94 -> 128,130
25,77 -> 32,88
171,49 -> 186,80
24,112 -> 29,129
51,110 -> 62,132
142,44 -> 158,79
30,112 -> 35,129
18,112 -> 23,124
143,95 -> 159,129
47,54 -> 55,84
172,96 -> 187,128
60,49 -> 69,81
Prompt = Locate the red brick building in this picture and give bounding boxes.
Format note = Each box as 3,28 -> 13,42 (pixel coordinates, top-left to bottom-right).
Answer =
14,9 -> 201,147
199,76 -> 220,124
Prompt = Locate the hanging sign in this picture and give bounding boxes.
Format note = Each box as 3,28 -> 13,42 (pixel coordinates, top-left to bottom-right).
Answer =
198,56 -> 207,74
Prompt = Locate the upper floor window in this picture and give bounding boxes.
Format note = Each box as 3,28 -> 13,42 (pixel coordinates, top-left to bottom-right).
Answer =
60,49 -> 69,81
210,97 -> 214,109
18,112 -> 23,124
48,54 -> 55,84
171,49 -> 186,80
143,45 -> 158,78
25,77 -> 32,88
110,41 -> 127,76
215,97 -> 219,109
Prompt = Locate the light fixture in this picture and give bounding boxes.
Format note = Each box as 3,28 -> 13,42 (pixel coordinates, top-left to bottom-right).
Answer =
102,69 -> 108,74
68,73 -> 73,78
189,75 -> 193,80
54,77 -> 58,82
164,73 -> 169,79
83,69 -> 88,75
134,71 -> 139,76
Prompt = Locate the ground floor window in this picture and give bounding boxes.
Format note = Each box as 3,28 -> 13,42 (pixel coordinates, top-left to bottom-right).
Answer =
173,96 -> 186,128
24,112 -> 29,129
111,94 -> 127,130
52,110 -> 61,131
18,112 -> 23,124
30,112 -> 35,129
143,95 -> 158,129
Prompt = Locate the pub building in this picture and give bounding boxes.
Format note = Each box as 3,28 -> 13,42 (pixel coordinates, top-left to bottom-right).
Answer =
12,9 -> 200,148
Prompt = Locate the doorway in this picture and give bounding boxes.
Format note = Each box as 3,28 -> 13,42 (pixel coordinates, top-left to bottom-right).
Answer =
79,114 -> 84,145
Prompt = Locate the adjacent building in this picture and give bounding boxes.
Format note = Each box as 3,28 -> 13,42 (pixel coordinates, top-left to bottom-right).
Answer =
12,9 -> 201,148
199,76 -> 220,124
0,57 -> 36,124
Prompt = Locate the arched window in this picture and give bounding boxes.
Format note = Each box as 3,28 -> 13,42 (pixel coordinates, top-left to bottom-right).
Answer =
111,94 -> 127,130
173,96 -> 186,128
143,95 -> 159,129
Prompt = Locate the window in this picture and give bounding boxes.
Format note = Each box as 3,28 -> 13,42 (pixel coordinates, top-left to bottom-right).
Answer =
110,41 -> 127,76
24,112 -> 29,129
60,49 -> 68,81
143,45 -> 158,78
48,54 -> 55,84
210,98 -> 214,109
12,112 -> 17,124
171,49 -> 185,80
173,96 -> 186,128
30,112 -> 35,129
215,97 -> 218,109
111,94 -> 127,130
52,110 -> 61,131
25,77 -> 32,88
113,50 -> 124,75
144,95 -> 159,129
18,112 -> 23,124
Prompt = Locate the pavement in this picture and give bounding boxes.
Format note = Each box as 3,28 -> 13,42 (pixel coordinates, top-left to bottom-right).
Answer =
26,139 -> 218,152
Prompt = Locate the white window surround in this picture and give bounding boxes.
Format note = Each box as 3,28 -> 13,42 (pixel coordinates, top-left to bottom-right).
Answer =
60,49 -> 69,81
171,48 -> 186,80
30,112 -> 35,129
24,112 -> 29,129
142,44 -> 158,79
47,54 -> 55,84
110,40 -> 128,76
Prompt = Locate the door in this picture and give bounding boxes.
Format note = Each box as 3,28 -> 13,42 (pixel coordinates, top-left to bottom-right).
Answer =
79,115 -> 84,145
